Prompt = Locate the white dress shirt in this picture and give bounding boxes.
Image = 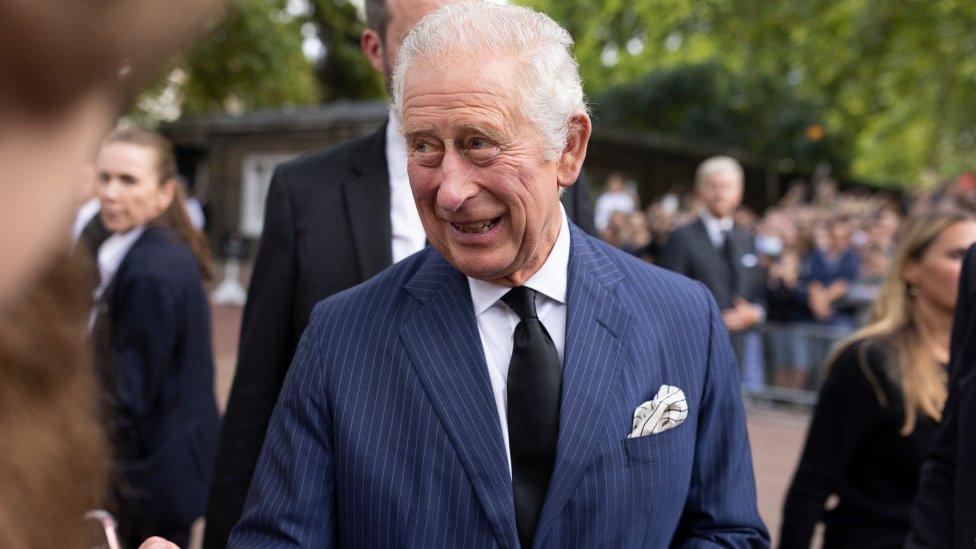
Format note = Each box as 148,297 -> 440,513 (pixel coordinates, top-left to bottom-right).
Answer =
71,198 -> 100,242
90,226 -> 145,329
700,210 -> 734,248
387,122 -> 427,263
467,206 -> 570,472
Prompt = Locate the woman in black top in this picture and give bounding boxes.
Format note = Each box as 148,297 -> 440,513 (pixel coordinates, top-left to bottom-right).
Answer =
780,211 -> 976,548
93,127 -> 219,548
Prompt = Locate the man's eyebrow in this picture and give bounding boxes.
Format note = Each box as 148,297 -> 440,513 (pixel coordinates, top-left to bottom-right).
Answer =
401,124 -> 436,138
456,123 -> 506,142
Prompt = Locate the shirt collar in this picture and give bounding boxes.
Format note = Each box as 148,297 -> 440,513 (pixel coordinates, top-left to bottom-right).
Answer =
386,119 -> 408,182
97,225 -> 146,296
467,205 -> 570,316
700,209 -> 733,246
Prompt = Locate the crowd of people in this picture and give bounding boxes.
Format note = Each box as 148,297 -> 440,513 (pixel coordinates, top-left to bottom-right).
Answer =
597,169 -> 976,392
3,0 -> 976,548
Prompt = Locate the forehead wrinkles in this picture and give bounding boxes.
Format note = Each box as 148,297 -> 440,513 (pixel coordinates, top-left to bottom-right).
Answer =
402,90 -> 520,137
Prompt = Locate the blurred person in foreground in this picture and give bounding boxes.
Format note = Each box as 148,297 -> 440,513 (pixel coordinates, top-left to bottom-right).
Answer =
205,0 -> 597,542
0,1 -> 223,547
659,156 -> 766,385
230,3 -> 767,547
780,211 -> 976,548
0,251 -> 108,548
908,244 -> 976,546
92,128 -> 219,547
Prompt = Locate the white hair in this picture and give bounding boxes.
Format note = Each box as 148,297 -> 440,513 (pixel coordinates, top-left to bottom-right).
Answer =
391,1 -> 587,160
695,155 -> 744,188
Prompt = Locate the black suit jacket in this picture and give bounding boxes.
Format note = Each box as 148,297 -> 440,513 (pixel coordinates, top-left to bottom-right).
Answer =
204,124 -> 597,548
93,226 -> 219,548
908,243 -> 976,549
657,217 -> 765,312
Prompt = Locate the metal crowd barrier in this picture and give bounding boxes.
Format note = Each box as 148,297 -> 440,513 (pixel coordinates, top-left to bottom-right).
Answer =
739,321 -> 858,407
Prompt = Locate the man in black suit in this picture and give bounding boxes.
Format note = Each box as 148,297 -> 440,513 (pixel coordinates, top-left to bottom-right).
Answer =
908,243 -> 976,548
202,1 -> 596,546
657,156 -> 765,378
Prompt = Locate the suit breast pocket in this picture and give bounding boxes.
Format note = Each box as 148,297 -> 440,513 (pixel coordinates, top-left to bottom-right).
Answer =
622,426 -> 687,468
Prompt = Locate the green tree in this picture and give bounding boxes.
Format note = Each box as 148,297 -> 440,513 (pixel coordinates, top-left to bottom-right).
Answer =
523,0 -> 976,185
180,0 -> 320,115
134,0 -> 381,121
308,0 -> 384,101
595,63 -> 851,176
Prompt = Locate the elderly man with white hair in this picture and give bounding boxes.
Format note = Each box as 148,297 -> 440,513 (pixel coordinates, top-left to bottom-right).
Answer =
659,156 -> 767,388
229,4 -> 768,548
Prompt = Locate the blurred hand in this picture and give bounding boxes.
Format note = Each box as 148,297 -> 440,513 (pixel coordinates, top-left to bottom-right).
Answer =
808,286 -> 834,321
722,299 -> 762,332
139,537 -> 179,549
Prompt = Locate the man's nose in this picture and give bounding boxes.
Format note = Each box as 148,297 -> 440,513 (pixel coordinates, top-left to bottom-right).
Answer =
436,149 -> 478,213
99,180 -> 119,201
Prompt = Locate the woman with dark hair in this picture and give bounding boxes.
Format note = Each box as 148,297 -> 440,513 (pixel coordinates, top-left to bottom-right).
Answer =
780,211 -> 976,548
92,127 -> 219,547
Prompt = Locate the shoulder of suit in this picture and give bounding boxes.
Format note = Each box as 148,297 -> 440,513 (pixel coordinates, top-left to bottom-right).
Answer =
273,130 -> 383,183
121,226 -> 198,282
828,338 -> 898,394
581,231 -> 709,308
306,247 -> 430,324
666,220 -> 703,242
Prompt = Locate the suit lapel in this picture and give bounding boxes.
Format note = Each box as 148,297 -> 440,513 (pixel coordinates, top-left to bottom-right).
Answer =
399,252 -> 517,547
342,124 -> 393,280
534,226 -> 632,547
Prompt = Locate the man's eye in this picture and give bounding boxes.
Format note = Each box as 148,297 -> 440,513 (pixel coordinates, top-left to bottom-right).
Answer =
465,136 -> 499,161
412,140 -> 443,156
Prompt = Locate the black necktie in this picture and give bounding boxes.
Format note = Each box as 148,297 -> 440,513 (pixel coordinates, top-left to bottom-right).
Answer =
721,229 -> 740,300
502,287 -> 561,548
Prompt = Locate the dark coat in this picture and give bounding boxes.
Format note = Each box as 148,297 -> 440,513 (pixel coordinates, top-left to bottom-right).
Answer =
93,226 -> 219,548
908,243 -> 976,548
657,217 -> 765,312
204,123 -> 598,548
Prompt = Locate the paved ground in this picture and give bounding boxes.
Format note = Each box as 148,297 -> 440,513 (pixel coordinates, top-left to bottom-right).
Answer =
210,304 -> 811,545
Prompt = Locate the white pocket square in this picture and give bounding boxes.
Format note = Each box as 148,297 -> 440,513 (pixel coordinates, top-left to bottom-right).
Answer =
629,385 -> 688,438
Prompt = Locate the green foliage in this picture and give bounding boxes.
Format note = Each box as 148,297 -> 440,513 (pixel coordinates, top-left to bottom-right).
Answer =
595,63 -> 850,175
308,0 -> 385,101
524,0 -> 976,185
132,0 -> 382,121
180,0 -> 320,115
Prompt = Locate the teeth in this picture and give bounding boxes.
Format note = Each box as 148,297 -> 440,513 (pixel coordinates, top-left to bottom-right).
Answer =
454,219 -> 496,234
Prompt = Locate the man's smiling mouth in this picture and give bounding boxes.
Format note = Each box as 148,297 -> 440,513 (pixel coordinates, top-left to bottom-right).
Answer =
451,217 -> 501,234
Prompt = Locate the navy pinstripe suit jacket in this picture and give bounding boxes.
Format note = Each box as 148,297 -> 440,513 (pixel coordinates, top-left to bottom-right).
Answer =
230,223 -> 769,548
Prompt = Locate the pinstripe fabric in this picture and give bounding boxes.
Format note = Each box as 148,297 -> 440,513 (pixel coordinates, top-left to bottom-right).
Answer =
229,223 -> 769,548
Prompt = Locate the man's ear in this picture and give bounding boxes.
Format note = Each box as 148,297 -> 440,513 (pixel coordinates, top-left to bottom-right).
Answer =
556,112 -> 591,189
361,28 -> 385,74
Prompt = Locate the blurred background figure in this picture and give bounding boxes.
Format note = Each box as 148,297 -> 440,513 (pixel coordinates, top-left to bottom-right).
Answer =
658,156 -> 766,387
92,128 -> 219,548
780,211 -> 976,548
180,176 -> 208,232
800,216 -> 861,370
595,172 -> 637,234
